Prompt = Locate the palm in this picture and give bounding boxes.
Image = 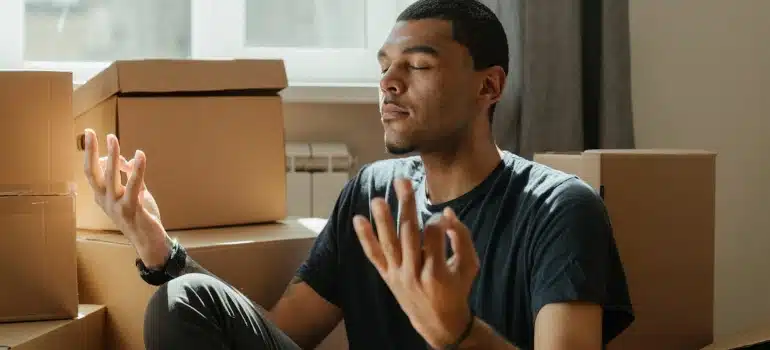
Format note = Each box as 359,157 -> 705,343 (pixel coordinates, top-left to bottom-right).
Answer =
132,189 -> 163,236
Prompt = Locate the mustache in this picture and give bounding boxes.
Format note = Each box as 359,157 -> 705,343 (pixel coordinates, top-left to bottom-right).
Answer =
381,96 -> 407,109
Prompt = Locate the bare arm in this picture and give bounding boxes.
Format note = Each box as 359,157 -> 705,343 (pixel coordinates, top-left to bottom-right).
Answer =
450,302 -> 601,350
454,317 -> 519,349
533,302 -> 603,350
267,276 -> 344,349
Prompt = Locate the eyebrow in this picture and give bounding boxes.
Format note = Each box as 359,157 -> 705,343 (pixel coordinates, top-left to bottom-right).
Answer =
377,45 -> 440,60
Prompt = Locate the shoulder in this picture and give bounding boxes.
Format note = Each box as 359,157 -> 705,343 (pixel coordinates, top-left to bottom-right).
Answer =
501,151 -> 602,208
499,152 -> 607,229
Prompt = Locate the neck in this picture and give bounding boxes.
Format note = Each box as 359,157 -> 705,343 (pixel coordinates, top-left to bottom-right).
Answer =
420,136 -> 502,205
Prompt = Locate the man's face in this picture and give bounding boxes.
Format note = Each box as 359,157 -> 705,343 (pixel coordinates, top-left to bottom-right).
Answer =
377,19 -> 483,155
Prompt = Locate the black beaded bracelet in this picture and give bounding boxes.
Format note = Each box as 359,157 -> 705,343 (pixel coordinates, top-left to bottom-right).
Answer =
444,311 -> 476,350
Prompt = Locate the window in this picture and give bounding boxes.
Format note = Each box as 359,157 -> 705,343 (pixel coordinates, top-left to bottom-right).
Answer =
0,0 -> 418,102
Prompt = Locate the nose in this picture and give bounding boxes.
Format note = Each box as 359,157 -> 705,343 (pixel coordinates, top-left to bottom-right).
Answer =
379,69 -> 405,95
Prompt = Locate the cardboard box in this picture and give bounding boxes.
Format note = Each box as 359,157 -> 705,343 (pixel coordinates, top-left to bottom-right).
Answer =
72,59 -> 289,231
0,71 -> 79,323
701,324 -> 770,349
534,149 -> 717,350
76,220 -> 318,350
0,71 -> 74,189
0,196 -> 78,323
0,304 -> 105,349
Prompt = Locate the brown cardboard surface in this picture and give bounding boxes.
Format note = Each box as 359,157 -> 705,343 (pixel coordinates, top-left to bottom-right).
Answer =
72,59 -> 287,117
0,195 -> 78,323
0,71 -> 75,192
76,220 -> 318,350
0,304 -> 105,350
0,70 -> 79,323
72,59 -> 289,231
534,149 -> 717,350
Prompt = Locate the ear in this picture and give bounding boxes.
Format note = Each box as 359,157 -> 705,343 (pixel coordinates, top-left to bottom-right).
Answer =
477,66 -> 506,105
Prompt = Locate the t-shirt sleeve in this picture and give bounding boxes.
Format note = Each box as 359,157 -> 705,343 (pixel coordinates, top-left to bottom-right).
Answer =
529,179 -> 634,343
295,169 -> 362,308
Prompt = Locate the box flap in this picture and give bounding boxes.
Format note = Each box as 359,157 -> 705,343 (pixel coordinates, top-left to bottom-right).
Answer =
73,59 -> 288,117
0,304 -> 104,348
701,324 -> 770,349
77,219 -> 321,249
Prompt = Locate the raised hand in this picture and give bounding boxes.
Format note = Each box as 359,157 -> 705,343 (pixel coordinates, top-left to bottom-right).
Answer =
83,129 -> 172,268
352,178 -> 480,348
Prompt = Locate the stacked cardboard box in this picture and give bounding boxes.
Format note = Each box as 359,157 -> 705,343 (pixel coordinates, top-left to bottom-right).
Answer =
535,150 -> 717,350
70,59 -> 333,349
77,221 -> 319,349
0,72 -> 105,347
72,59 -> 289,231
0,305 -> 106,349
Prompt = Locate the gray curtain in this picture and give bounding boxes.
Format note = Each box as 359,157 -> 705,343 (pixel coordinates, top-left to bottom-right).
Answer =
485,0 -> 636,159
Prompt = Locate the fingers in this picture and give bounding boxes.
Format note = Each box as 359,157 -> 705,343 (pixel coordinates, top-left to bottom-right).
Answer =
395,179 -> 421,275
422,213 -> 448,277
83,129 -> 105,194
443,207 -> 479,275
371,198 -> 401,267
124,150 -> 147,208
98,155 -> 131,174
352,215 -> 387,273
104,134 -> 123,199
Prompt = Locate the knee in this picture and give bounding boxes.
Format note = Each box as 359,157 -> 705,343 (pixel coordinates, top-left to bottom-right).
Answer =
144,273 -> 224,348
146,273 -> 221,315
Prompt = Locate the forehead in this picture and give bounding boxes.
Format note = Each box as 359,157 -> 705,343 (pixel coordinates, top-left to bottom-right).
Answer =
380,19 -> 459,54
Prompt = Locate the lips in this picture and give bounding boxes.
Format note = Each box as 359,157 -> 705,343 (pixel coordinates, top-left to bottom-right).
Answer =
381,103 -> 410,120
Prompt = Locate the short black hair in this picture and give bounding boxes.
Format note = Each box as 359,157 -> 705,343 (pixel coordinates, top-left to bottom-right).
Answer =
397,0 -> 509,122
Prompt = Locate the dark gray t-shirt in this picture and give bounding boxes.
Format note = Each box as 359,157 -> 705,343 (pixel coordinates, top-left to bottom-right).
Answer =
297,151 -> 634,349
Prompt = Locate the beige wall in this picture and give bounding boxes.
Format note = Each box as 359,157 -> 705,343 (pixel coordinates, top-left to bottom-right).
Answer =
630,0 -> 770,337
283,102 -> 393,173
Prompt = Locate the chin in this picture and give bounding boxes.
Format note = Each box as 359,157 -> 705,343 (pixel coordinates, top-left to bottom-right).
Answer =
385,142 -> 416,155
384,131 -> 418,155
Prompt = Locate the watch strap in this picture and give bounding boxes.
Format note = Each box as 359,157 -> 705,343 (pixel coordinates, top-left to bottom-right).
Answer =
136,239 -> 186,286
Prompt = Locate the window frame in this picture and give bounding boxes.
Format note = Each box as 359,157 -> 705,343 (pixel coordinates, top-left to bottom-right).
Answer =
0,0 -> 412,103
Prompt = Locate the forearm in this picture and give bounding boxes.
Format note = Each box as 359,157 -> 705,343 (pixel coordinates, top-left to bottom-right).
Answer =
458,318 -> 518,350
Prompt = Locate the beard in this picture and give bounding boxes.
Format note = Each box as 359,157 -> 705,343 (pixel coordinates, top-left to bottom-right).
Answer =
383,127 -> 418,155
385,142 -> 416,155
385,135 -> 417,156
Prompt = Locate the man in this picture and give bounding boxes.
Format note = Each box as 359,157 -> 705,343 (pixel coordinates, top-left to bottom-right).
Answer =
83,0 -> 634,349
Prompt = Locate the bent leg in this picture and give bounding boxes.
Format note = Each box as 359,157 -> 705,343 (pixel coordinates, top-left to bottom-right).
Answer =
144,273 -> 301,350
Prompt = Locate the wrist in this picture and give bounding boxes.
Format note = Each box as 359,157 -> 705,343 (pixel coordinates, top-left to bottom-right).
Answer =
137,235 -> 173,269
427,307 -> 476,349
443,312 -> 476,350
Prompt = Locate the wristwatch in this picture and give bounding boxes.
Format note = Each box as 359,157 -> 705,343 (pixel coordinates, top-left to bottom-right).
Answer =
135,238 -> 187,286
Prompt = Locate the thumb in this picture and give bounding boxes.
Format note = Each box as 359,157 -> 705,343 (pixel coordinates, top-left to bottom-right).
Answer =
442,207 -> 479,276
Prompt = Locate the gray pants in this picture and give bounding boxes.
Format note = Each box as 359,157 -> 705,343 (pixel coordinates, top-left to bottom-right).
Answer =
144,273 -> 302,350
